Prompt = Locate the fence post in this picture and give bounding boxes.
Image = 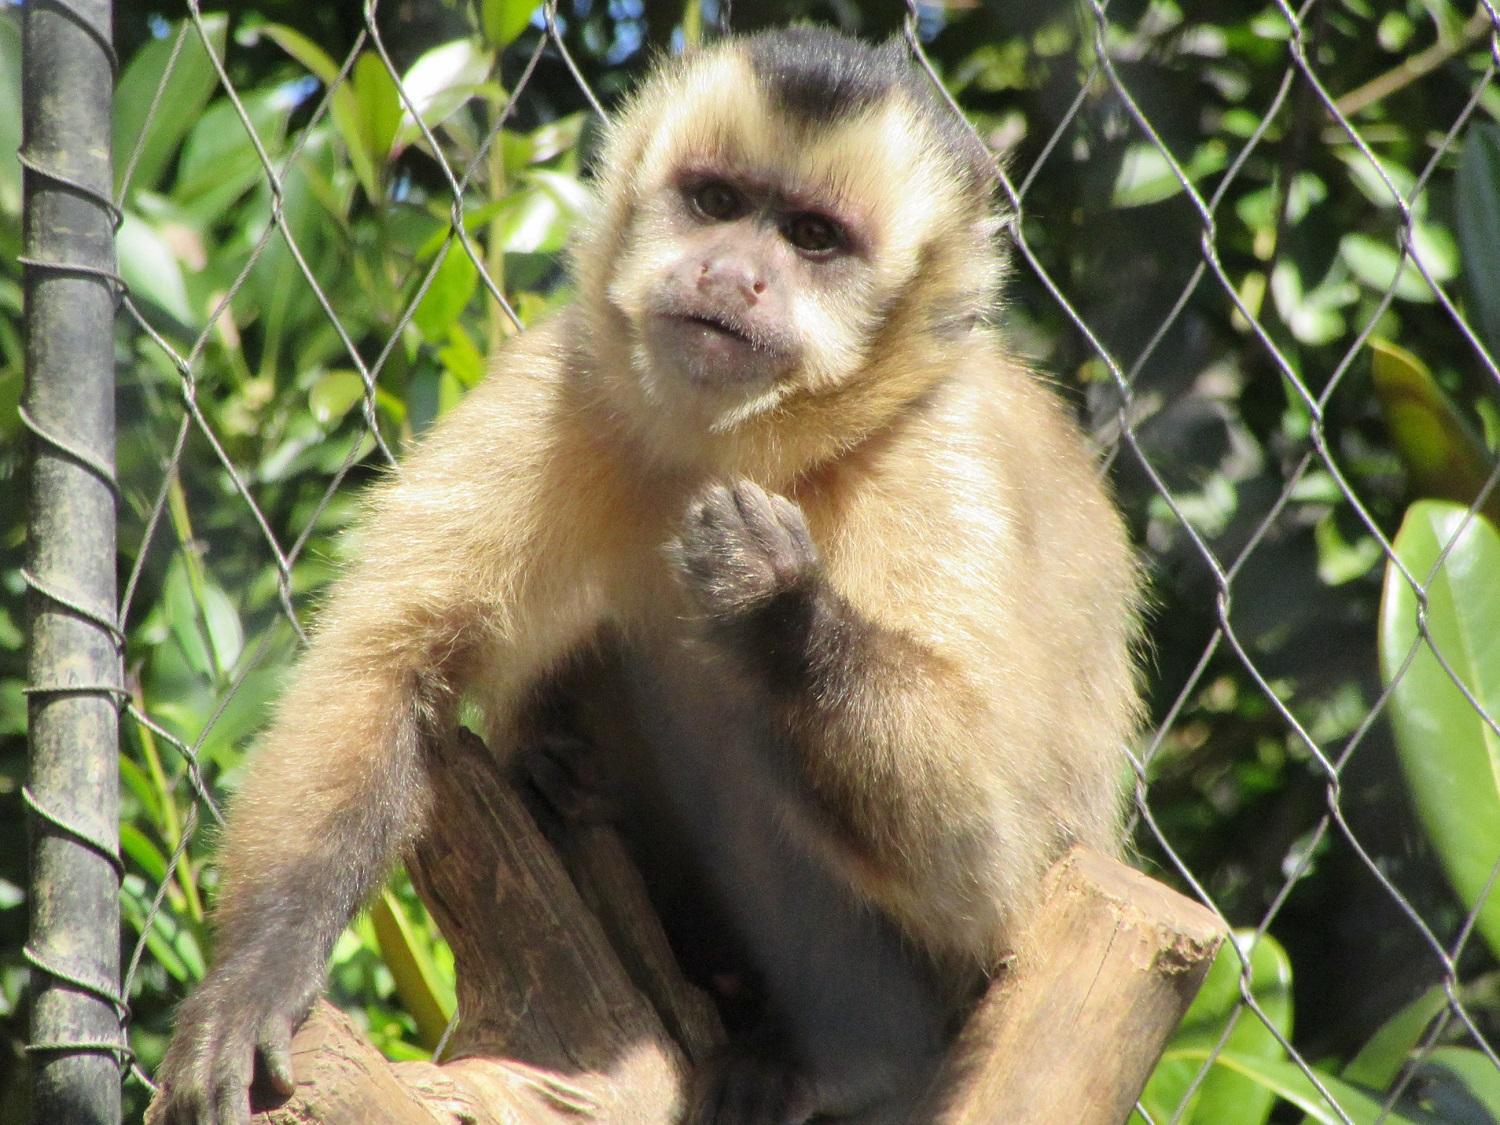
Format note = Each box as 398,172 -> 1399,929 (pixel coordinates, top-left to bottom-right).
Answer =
21,0 -> 124,1122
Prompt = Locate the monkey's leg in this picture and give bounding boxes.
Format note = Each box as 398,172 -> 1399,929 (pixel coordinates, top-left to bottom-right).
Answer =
631,641 -> 954,1125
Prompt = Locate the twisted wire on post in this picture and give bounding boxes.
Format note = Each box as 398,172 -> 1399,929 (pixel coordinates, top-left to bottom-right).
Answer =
20,0 -> 132,1094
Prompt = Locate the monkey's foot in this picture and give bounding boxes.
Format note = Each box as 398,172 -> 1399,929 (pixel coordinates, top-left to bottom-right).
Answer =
509,730 -> 615,843
684,1043 -> 816,1125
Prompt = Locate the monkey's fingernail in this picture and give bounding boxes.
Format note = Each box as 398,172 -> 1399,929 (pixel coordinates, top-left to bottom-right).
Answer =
266,1055 -> 296,1096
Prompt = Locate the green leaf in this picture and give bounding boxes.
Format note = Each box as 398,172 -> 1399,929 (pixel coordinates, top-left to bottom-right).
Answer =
309,369 -> 368,426
1110,139 -> 1226,208
119,755 -> 163,828
1314,512 -> 1383,586
394,40 -> 495,151
0,14 -> 22,216
197,667 -> 284,772
1134,1056 -> 1205,1123
1370,339 -> 1500,524
1137,931 -> 1293,1125
1456,122 -> 1500,355
1379,501 -> 1500,961
1190,933 -> 1293,1125
491,183 -> 576,254
356,53 -> 402,164
119,823 -> 169,883
113,16 -> 228,197
199,583 -> 244,679
525,114 -> 587,165
438,324 -> 485,388
1340,233 -> 1435,303
261,29 -> 380,204
117,213 -> 195,325
411,245 -> 479,339
1404,1046 -> 1500,1121
481,0 -> 540,48
371,886 -> 454,1050
1185,1049 -> 1424,1124
161,555 -> 241,683
121,874 -> 206,983
163,558 -> 214,680
259,24 -> 342,86
1269,259 -> 1356,347
174,91 -> 290,226
1341,985 -> 1447,1090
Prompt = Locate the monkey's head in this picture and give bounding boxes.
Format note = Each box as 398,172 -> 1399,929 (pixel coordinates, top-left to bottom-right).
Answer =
574,27 -> 1003,475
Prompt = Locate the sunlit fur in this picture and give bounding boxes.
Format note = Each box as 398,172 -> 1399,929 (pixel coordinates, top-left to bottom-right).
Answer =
156,29 -> 1143,1125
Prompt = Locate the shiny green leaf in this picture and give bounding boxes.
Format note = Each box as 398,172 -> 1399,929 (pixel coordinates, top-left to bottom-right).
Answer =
1111,139 -> 1227,208
163,558 -> 214,679
117,213 -> 195,325
481,0 -> 540,48
1136,931 -> 1293,1125
1341,985 -> 1446,1090
1190,933 -> 1293,1125
1187,1050 -> 1423,1124
1370,339 -> 1499,524
394,40 -> 494,151
199,582 -> 244,680
354,53 -> 402,174
119,823 -> 169,883
1379,500 -> 1500,960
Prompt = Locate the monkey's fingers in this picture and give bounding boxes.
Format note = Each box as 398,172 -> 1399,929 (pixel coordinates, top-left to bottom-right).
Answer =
213,1076 -> 252,1125
258,1011 -> 297,1096
727,481 -> 818,580
687,1046 -> 815,1125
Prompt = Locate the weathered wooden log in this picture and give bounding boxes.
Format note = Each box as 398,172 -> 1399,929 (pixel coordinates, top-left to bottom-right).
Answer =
191,728 -> 1224,1124
927,849 -> 1225,1123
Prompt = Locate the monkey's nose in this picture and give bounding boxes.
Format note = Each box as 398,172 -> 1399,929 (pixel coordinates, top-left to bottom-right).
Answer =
697,259 -> 765,306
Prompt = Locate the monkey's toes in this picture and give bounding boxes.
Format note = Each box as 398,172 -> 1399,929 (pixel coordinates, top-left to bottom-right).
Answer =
510,730 -> 614,843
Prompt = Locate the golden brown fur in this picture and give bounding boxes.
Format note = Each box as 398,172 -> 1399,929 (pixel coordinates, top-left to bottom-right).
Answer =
154,26 -> 1141,1125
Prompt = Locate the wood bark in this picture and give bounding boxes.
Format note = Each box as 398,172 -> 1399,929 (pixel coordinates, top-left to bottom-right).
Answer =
211,728 -> 1225,1124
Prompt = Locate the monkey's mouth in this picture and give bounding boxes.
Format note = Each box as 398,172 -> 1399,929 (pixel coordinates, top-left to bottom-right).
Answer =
644,307 -> 796,391
676,313 -> 755,348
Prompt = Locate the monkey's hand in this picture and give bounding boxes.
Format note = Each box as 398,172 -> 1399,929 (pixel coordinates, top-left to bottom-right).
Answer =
669,480 -> 821,622
149,965 -> 310,1125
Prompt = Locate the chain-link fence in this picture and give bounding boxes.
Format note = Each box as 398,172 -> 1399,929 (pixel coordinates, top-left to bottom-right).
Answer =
10,0 -> 1500,1121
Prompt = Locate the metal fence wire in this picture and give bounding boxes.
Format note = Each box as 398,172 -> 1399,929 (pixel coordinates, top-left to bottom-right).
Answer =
15,0 -> 1500,1121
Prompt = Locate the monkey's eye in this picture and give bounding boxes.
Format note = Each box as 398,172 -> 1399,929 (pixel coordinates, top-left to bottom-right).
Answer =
688,180 -> 746,222
783,212 -> 845,257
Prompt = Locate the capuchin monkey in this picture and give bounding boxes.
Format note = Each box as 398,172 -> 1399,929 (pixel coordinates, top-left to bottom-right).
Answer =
152,26 -> 1142,1125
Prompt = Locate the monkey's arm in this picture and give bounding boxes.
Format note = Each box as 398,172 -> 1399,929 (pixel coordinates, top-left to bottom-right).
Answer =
671,480 -> 1050,962
153,326 -> 616,1125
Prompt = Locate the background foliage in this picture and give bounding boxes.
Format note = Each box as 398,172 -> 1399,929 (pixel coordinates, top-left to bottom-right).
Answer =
3,0 -> 1500,1121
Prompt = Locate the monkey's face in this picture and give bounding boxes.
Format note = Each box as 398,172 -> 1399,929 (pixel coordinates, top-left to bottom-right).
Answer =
578,42 -> 1003,457
624,169 -> 875,402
